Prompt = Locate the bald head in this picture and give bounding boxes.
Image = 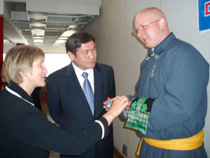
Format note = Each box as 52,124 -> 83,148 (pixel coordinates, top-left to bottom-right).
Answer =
135,7 -> 167,22
134,7 -> 170,48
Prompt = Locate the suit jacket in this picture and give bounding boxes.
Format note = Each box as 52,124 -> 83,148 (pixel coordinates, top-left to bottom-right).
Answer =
0,82 -> 109,158
47,62 -> 116,158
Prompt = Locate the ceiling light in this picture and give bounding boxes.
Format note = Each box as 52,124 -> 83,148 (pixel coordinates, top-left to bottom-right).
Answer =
30,23 -> 46,29
34,39 -> 43,43
33,36 -> 44,40
61,30 -> 76,37
29,13 -> 47,21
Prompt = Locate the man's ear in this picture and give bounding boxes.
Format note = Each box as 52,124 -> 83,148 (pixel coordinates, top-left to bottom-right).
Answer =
67,51 -> 75,61
159,18 -> 165,29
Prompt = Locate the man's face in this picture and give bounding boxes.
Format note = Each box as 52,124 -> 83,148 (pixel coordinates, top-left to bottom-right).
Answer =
68,40 -> 97,70
134,13 -> 162,48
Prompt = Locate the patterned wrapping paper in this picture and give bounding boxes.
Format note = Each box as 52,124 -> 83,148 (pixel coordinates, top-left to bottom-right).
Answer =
125,97 -> 150,135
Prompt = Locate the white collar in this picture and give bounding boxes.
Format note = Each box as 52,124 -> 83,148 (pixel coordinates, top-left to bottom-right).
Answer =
72,62 -> 93,76
71,62 -> 94,92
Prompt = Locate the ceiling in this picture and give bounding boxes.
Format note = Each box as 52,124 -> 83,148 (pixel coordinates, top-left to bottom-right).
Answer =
1,0 -> 101,47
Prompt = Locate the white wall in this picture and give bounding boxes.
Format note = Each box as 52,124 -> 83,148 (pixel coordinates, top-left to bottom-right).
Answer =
85,0 -> 210,157
0,0 -> 3,15
2,53 -> 70,77
3,44 -> 66,54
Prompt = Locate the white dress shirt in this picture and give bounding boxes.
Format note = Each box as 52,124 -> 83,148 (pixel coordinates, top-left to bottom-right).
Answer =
72,62 -> 95,93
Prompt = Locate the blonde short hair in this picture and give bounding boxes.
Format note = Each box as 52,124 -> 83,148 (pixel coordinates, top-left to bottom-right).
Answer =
2,45 -> 45,85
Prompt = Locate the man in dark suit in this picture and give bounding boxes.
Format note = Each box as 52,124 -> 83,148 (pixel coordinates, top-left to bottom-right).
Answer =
47,31 -> 115,158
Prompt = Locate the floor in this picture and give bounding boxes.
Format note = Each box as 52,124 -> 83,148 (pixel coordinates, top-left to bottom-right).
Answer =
41,103 -> 124,158
49,151 -> 124,158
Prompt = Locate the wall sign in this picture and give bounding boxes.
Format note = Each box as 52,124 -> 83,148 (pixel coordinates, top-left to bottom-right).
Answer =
198,0 -> 210,32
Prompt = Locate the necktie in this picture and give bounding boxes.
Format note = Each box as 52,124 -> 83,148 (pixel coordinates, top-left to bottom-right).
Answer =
82,72 -> 94,115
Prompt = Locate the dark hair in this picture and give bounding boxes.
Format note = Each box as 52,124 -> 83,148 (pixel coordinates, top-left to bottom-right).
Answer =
65,31 -> 95,55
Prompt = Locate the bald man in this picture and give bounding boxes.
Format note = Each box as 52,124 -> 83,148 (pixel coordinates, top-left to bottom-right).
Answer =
122,7 -> 208,158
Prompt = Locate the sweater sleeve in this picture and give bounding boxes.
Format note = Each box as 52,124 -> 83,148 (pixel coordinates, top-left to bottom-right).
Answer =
7,104 -> 109,156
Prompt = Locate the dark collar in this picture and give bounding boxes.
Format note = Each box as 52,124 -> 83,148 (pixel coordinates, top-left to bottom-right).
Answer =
148,32 -> 176,57
7,81 -> 34,103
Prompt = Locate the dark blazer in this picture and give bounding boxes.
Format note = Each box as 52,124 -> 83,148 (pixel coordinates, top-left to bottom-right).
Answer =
47,63 -> 116,158
0,82 -> 109,158
31,87 -> 42,111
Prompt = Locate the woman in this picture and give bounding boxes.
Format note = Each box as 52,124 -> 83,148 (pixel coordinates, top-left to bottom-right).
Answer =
0,45 -> 128,158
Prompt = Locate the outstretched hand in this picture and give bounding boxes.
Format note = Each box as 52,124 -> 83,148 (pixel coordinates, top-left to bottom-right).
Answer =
103,96 -> 130,111
102,96 -> 129,125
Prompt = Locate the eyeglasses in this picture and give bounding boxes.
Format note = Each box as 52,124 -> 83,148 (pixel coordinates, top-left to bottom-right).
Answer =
133,20 -> 160,35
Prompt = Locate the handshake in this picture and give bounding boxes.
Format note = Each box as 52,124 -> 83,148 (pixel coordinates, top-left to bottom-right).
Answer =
103,96 -> 131,111
101,96 -> 130,125
102,96 -> 131,124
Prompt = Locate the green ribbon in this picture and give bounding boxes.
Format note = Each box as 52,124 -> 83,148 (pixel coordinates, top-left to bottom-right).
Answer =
125,97 -> 150,135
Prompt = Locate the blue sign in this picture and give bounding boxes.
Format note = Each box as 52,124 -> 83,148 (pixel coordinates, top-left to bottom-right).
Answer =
198,0 -> 210,32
